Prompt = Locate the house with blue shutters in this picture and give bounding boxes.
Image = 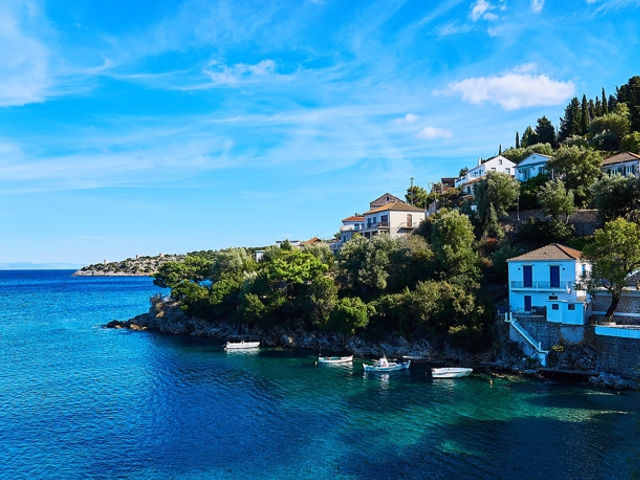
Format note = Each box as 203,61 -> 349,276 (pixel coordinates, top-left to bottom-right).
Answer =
507,243 -> 592,325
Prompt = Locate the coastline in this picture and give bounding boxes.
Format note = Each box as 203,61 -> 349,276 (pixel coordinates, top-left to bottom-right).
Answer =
107,303 -> 638,389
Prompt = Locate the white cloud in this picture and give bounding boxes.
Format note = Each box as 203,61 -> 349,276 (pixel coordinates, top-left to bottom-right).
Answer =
469,0 -> 500,21
202,59 -> 276,87
436,67 -> 575,110
531,0 -> 545,13
415,126 -> 453,140
394,113 -> 419,125
0,2 -> 52,107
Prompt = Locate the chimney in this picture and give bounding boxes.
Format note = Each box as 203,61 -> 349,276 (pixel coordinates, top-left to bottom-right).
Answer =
478,158 -> 482,166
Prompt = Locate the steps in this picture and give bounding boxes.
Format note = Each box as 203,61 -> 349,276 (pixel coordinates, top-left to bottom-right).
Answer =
505,313 -> 550,366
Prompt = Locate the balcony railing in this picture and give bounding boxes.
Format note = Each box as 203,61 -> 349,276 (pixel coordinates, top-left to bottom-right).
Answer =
510,281 -> 572,290
364,221 -> 390,229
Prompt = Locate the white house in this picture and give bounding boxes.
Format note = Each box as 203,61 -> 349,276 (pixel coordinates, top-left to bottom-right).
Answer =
454,155 -> 516,196
516,153 -> 552,182
338,215 -> 365,244
601,151 -> 640,177
507,243 -> 592,325
361,202 -> 425,239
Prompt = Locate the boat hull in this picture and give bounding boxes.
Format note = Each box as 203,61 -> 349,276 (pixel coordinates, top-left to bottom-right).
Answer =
318,355 -> 353,364
225,341 -> 260,350
363,359 -> 411,373
431,367 -> 472,378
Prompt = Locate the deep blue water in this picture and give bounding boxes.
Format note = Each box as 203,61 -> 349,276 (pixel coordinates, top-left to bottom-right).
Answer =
1,270 -> 639,480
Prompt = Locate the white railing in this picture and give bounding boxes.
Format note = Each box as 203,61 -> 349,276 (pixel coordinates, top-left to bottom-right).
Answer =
510,281 -> 572,290
505,313 -> 549,366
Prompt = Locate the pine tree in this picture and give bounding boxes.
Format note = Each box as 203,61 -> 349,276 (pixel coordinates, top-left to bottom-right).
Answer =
515,132 -> 520,149
608,94 -> 618,112
594,97 -> 603,117
521,126 -> 535,148
535,116 -> 557,148
588,99 -> 595,120
559,97 -> 581,143
602,87 -> 609,115
581,94 -> 590,135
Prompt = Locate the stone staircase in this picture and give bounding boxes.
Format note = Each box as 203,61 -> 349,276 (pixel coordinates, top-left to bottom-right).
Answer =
505,313 -> 549,367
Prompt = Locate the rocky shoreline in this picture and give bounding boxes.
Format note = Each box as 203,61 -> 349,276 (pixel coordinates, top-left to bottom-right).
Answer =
107,304 -> 638,390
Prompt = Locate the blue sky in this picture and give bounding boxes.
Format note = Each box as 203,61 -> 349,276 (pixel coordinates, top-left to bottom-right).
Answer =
1,0 -> 640,265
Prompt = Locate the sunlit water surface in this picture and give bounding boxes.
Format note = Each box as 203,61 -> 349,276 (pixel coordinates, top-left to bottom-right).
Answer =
1,270 -> 638,479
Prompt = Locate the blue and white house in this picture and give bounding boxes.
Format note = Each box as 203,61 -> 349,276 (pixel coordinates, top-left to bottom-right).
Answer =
454,155 -> 516,195
516,153 -> 552,182
507,243 -> 592,325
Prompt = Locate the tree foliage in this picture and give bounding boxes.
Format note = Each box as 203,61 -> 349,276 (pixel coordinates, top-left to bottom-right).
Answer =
591,174 -> 640,223
582,218 -> 640,320
538,179 -> 576,223
547,145 -> 602,207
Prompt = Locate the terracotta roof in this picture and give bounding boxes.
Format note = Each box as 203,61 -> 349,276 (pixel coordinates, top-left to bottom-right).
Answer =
363,201 -> 425,215
342,215 -> 364,222
507,243 -> 583,262
601,151 -> 640,166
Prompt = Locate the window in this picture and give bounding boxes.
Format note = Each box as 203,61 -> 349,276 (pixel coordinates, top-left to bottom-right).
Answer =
568,304 -> 576,311
505,168 -> 510,174
552,304 -> 559,310
499,159 -> 503,165
549,295 -> 558,300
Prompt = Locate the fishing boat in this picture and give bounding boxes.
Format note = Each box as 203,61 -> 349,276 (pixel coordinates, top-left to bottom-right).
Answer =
362,356 -> 410,373
317,355 -> 353,365
431,367 -> 473,379
224,340 -> 260,350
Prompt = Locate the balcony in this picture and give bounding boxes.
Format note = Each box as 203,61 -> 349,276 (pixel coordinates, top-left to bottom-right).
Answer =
510,281 -> 572,290
364,221 -> 390,231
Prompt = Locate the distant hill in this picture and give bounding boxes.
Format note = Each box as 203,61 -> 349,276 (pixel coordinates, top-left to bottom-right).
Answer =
0,262 -> 84,270
72,254 -> 184,277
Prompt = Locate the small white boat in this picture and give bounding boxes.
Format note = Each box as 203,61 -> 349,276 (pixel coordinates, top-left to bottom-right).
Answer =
431,367 -> 473,379
363,356 -> 410,373
224,340 -> 260,350
317,355 -> 353,365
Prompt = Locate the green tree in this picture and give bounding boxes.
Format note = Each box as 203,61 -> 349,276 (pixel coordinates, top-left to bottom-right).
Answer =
547,145 -> 602,207
559,97 -> 582,143
336,235 -> 396,296
519,172 -> 549,210
535,116 -> 557,148
621,132 -> 640,154
582,218 -> 640,321
602,87 -> 609,115
328,297 -> 370,334
405,185 -> 428,208
515,131 -> 520,149
431,210 -> 481,288
580,94 -> 590,135
538,179 -> 576,223
591,174 -> 640,223
474,171 -> 519,237
589,112 -> 630,150
153,255 -> 213,289
616,76 -> 640,131
521,126 -> 536,147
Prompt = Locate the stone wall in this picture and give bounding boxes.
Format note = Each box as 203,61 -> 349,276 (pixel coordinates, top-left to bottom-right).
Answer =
593,333 -> 640,378
591,290 -> 640,324
508,314 -> 640,378
503,209 -> 601,235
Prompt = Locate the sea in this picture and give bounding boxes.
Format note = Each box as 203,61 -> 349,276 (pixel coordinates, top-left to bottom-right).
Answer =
1,270 -> 639,480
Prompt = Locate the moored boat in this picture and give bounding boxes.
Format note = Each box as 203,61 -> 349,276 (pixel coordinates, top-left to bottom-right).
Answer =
224,340 -> 260,350
362,356 -> 410,373
431,367 -> 473,379
317,355 -> 353,365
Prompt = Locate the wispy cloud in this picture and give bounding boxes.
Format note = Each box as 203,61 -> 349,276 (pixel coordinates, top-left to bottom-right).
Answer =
437,21 -> 473,36
0,1 -> 52,106
469,0 -> 500,21
415,126 -> 453,139
435,65 -> 575,110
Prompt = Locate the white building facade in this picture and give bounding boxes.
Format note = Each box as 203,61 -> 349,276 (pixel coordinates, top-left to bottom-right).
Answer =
361,202 -> 425,239
516,153 -> 552,182
507,243 -> 592,325
454,155 -> 516,196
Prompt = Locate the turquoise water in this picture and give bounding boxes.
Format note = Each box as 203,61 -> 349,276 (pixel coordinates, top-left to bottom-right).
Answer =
1,270 -> 639,479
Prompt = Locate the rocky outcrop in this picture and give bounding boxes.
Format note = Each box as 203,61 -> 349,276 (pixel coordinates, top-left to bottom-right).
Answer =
589,373 -> 638,390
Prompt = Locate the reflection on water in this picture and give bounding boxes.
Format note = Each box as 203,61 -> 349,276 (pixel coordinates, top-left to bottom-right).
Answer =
0,271 -> 639,480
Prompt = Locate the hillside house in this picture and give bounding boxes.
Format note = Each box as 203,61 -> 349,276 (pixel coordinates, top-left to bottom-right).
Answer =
361,202 -> 425,239
516,153 -> 552,182
339,215 -> 365,244
601,151 -> 640,177
507,243 -> 592,325
455,155 -> 516,197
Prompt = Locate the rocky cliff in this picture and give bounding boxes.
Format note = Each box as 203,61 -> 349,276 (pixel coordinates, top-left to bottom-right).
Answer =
73,254 -> 184,277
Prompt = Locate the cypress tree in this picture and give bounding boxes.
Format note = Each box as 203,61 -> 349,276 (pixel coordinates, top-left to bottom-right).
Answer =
515,132 -> 520,149
535,116 -> 557,148
588,99 -> 595,120
608,94 -> 618,112
499,144 -> 502,155
594,97 -> 602,117
581,94 -> 590,135
602,87 -> 609,115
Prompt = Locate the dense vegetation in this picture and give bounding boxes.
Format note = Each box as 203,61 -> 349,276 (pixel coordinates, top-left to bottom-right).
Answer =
155,75 -> 640,344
